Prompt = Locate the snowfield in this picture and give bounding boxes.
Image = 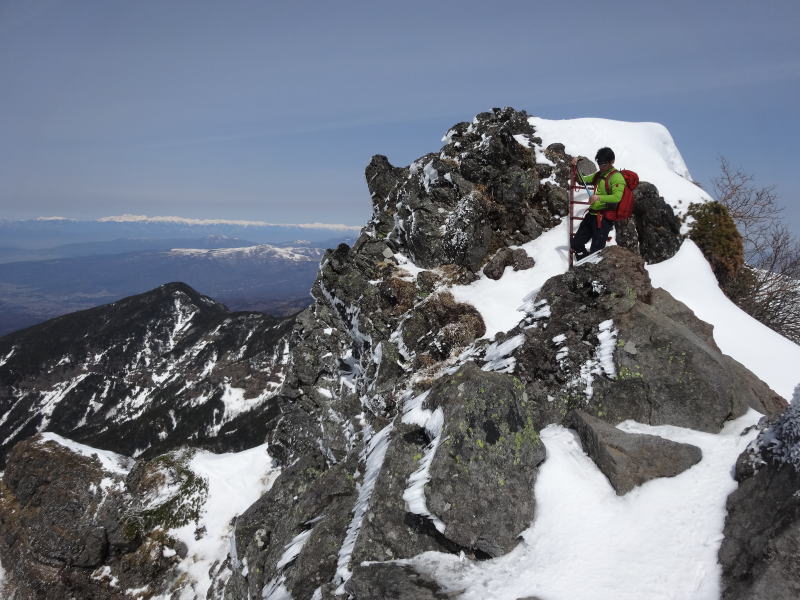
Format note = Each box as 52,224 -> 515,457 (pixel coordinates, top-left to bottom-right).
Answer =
164,444 -> 280,600
647,240 -> 800,400
167,244 -> 324,262
528,116 -> 713,221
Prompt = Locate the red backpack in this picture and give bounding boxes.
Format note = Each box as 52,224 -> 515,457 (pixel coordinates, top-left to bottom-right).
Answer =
593,169 -> 639,220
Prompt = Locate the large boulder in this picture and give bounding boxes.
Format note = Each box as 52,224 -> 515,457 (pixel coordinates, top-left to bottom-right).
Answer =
566,409 -> 702,495
483,247 -> 535,280
425,363 -> 546,556
632,182 -> 683,263
347,362 -> 545,577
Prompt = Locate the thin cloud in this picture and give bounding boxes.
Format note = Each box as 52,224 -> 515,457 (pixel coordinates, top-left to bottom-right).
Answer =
97,214 -> 362,231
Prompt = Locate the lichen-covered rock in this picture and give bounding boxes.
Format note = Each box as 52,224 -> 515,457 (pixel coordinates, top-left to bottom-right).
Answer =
425,363 -> 545,556
346,361 -> 545,576
565,409 -> 702,495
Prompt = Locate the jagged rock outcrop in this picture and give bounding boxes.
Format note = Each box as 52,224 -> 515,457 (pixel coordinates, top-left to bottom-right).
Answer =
220,110 -> 785,598
719,395 -> 800,599
369,108 -> 561,272
0,282 -> 294,465
0,107 -> 792,599
566,409 -> 702,495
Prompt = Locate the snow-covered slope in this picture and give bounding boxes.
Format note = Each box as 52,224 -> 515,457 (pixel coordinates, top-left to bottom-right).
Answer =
529,116 -> 712,220
451,219 -> 800,399
648,240 -> 800,400
157,444 -> 280,600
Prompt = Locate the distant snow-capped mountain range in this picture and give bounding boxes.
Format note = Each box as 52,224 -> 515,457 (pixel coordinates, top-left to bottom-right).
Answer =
167,243 -> 325,262
0,238 -> 348,336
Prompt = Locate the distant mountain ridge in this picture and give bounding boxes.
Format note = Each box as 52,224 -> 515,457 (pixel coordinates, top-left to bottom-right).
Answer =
0,239 -> 349,336
0,282 -> 294,464
0,235 -> 257,263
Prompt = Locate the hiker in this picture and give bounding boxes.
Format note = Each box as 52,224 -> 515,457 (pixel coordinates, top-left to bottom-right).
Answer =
569,147 -> 626,260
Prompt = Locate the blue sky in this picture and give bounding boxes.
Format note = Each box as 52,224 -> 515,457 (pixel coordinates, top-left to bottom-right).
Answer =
1,0 -> 798,230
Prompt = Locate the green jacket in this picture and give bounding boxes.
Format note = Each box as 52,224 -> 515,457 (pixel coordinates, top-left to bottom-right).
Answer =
581,167 -> 626,213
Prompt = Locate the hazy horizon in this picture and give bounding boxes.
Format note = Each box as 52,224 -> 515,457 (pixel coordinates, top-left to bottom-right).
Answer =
1,1 -> 798,231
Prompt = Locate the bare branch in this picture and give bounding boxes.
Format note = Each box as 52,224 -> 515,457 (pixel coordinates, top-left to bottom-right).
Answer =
714,157 -> 800,343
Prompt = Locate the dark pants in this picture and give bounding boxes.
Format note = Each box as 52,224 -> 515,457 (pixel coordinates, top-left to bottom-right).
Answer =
571,213 -> 614,258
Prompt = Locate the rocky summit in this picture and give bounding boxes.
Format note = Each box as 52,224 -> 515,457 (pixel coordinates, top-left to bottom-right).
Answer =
0,107 -> 797,599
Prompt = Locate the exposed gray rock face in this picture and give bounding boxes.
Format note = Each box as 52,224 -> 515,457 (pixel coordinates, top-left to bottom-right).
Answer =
347,563 -> 449,599
719,400 -> 800,599
566,409 -> 702,495
426,363 -> 544,556
633,182 -> 683,263
225,454 -> 358,600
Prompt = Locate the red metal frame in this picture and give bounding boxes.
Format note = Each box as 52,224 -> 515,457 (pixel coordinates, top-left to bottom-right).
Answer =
568,165 -> 591,269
